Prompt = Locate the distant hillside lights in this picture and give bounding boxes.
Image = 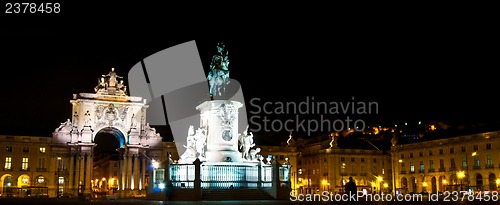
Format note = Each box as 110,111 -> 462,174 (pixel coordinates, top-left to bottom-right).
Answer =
248,96 -> 378,136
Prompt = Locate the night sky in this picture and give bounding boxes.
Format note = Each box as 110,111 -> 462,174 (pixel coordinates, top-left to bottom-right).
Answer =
1,9 -> 499,145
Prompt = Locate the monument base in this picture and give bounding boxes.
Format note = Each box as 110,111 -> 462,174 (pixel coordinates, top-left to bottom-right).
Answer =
205,150 -> 243,163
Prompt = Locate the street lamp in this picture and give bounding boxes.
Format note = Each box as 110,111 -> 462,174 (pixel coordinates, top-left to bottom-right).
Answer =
341,163 -> 346,193
457,171 -> 465,191
322,179 -> 328,192
377,176 -> 383,194
464,151 -> 477,192
443,179 -> 447,191
422,182 -> 428,192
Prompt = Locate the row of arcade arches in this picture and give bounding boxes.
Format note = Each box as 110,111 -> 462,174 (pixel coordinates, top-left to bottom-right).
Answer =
400,173 -> 498,193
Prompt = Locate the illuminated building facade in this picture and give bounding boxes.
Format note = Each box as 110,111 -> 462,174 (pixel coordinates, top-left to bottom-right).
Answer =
0,135 -> 53,197
392,130 -> 500,194
295,135 -> 391,195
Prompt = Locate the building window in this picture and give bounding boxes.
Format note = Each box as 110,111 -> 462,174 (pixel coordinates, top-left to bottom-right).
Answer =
429,160 -> 434,170
401,154 -> 405,159
313,169 -> 315,175
486,143 -> 492,150
439,149 -> 443,155
450,158 -> 456,168
23,147 -> 29,153
351,165 -> 355,173
473,145 -> 478,151
361,158 -> 365,162
6,146 -> 12,153
114,162 -> 118,167
474,157 -> 480,168
410,162 -> 415,172
4,157 -> 12,170
450,147 -> 454,154
461,146 -> 466,152
462,156 -> 467,168
487,154 -> 493,167
439,159 -> 444,169
361,166 -> 366,174
22,157 -> 29,170
419,161 -> 424,171
401,162 -> 406,171
419,151 -> 423,157
39,147 -> 46,153
373,158 -> 377,163
114,171 -> 118,177
409,153 -> 413,158
429,150 -> 433,156
38,158 -> 46,169
341,157 -> 345,162
351,157 -> 355,162
57,157 -> 64,170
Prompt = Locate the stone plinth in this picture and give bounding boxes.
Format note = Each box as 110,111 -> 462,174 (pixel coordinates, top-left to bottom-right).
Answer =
197,100 -> 242,163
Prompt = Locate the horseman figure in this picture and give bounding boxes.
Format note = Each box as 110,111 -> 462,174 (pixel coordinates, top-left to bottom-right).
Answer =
207,42 -> 230,97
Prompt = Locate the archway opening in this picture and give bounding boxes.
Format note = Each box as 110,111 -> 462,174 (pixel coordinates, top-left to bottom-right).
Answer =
93,127 -> 123,195
1,174 -> 14,196
438,175 -> 446,192
17,174 -> 30,188
449,174 -> 458,191
476,174 -> 483,191
431,177 -> 437,193
489,173 -> 496,191
410,177 -> 417,193
401,177 -> 408,188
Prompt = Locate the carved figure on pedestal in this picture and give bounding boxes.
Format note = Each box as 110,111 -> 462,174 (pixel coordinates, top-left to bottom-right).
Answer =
84,110 -> 92,127
249,147 -> 261,161
179,125 -> 197,163
239,126 -> 255,160
194,127 -> 207,159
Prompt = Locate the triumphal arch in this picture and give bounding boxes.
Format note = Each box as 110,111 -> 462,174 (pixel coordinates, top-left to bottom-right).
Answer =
52,68 -> 163,197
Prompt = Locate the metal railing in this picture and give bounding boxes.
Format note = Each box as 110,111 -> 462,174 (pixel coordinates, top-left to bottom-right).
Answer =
169,163 -> 288,189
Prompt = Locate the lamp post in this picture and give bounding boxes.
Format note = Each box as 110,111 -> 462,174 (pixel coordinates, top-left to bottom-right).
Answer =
443,179 -> 447,192
56,157 -> 61,198
464,151 -> 477,192
322,179 -> 327,192
391,152 -> 395,195
422,182 -> 428,192
457,171 -> 465,191
341,163 -> 346,193
377,176 -> 383,194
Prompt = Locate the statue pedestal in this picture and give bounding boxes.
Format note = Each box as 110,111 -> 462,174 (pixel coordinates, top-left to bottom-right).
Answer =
197,100 -> 243,163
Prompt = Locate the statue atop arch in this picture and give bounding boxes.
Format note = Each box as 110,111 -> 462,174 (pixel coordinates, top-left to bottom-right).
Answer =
94,68 -> 128,96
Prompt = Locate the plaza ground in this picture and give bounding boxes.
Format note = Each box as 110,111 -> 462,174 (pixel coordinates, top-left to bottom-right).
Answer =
1,197 -> 499,205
